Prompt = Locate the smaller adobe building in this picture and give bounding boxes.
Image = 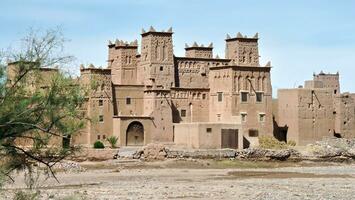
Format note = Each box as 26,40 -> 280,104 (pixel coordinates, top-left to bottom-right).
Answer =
275,72 -> 355,145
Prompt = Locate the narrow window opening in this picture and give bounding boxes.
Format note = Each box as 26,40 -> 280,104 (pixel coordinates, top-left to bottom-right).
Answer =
126,97 -> 131,105
217,92 -> 223,102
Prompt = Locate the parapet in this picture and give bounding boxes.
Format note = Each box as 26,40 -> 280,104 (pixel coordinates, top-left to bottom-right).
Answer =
185,42 -> 213,49
80,64 -> 110,72
108,39 -> 138,49
185,42 -> 213,58
141,26 -> 173,36
225,32 -> 259,41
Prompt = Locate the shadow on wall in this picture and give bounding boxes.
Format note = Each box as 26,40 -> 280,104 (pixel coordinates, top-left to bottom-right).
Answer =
243,136 -> 250,148
171,103 -> 182,123
273,116 -> 288,143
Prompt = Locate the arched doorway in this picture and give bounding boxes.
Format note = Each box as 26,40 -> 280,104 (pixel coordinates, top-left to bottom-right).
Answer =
126,121 -> 144,146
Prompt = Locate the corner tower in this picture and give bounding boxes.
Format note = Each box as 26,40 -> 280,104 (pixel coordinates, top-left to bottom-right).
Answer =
108,39 -> 138,85
225,32 -> 259,66
140,26 -> 174,89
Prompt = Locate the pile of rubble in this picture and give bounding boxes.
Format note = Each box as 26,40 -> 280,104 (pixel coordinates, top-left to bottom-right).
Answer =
307,138 -> 355,160
54,161 -> 87,173
129,143 -> 297,161
126,138 -> 355,162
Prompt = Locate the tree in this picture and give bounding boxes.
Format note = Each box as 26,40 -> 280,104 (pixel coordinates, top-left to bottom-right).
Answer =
0,27 -> 87,187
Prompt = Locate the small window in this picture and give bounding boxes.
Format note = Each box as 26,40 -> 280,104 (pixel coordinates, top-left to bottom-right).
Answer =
241,92 -> 248,102
249,129 -> 259,137
97,135 -> 101,140
334,90 -> 337,94
126,97 -> 131,105
160,66 -> 163,71
206,128 -> 212,133
259,113 -> 265,122
99,99 -> 103,106
256,92 -> 263,102
202,94 -> 206,99
217,92 -> 223,102
99,115 -> 104,122
241,113 -> 247,122
181,109 -> 186,117
102,135 -> 106,139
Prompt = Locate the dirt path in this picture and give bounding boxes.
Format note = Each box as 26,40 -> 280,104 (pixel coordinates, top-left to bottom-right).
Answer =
1,160 -> 355,200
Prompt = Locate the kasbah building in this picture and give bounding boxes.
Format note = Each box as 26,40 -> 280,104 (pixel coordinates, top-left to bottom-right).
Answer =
10,26 -> 355,149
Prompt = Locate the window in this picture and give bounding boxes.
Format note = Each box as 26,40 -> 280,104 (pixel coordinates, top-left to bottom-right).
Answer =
99,115 -> 104,122
241,92 -> 248,102
334,90 -> 337,94
206,128 -> 212,133
160,66 -> 164,71
99,99 -> 103,106
249,129 -> 259,137
259,113 -> 265,122
241,113 -> 247,122
217,92 -> 223,102
97,135 -> 101,140
126,97 -> 131,105
181,109 -> 186,117
102,135 -> 106,139
256,92 -> 263,102
202,93 -> 206,99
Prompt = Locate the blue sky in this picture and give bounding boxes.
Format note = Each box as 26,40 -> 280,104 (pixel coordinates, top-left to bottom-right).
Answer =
1,0 -> 355,96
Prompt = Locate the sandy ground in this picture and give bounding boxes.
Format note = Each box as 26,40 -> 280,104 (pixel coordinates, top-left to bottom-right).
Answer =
1,160 -> 355,200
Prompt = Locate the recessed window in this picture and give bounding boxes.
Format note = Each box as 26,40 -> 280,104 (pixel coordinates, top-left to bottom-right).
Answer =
241,113 -> 247,122
217,92 -> 223,102
97,135 -> 101,140
99,99 -> 103,106
241,92 -> 248,102
256,92 -> 263,102
102,135 -> 106,139
181,109 -> 186,117
126,97 -> 131,105
259,113 -> 265,122
202,94 -> 206,99
206,128 -> 212,133
249,129 -> 259,137
99,115 -> 104,122
160,66 -> 164,71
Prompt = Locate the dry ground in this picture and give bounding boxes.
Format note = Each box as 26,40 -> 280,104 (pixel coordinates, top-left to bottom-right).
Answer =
1,159 -> 355,200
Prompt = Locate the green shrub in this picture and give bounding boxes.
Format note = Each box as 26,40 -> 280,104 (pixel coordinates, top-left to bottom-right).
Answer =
287,140 -> 297,146
13,190 -> 39,200
258,135 -> 288,149
106,136 -> 118,148
93,141 -> 105,149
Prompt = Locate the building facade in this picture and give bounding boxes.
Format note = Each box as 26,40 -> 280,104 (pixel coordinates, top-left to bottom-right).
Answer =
276,72 -> 355,145
77,27 -> 273,149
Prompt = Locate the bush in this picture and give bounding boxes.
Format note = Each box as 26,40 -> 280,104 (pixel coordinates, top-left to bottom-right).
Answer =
259,135 -> 289,149
106,136 -> 118,148
287,140 -> 297,146
13,190 -> 39,200
93,141 -> 105,149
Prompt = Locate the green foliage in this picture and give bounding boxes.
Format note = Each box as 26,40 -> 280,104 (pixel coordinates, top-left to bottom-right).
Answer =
106,136 -> 118,148
93,141 -> 105,149
0,27 -> 87,187
287,140 -> 297,146
13,190 -> 39,200
258,135 -> 296,149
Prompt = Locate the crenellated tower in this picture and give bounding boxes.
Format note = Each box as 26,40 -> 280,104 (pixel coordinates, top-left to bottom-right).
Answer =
225,32 -> 259,66
185,42 -> 213,58
108,39 -> 139,85
140,26 -> 174,89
